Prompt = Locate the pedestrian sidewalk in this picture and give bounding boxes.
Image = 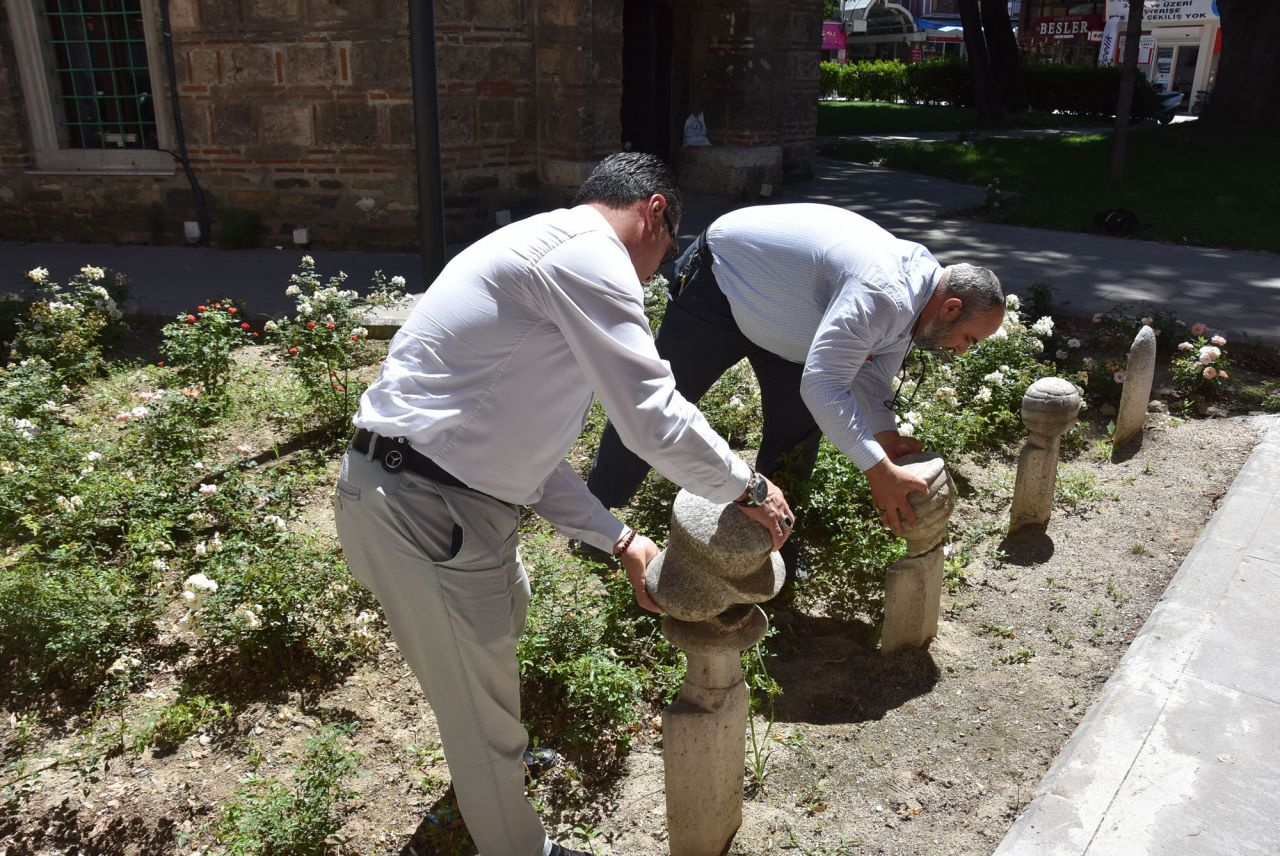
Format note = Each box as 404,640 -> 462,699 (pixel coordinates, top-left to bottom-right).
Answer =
3,154 -> 1275,344
995,413 -> 1280,856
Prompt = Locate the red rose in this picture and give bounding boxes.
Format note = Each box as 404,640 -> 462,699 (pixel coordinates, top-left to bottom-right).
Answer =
326,323 -> 335,330
350,334 -> 359,341
197,305 -> 207,312
186,314 -> 196,323
227,307 -> 237,314
307,321 -> 317,329
288,347 -> 298,355
241,322 -> 251,330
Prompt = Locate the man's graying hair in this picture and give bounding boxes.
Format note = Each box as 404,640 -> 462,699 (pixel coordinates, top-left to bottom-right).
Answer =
573,152 -> 683,224
942,263 -> 1003,320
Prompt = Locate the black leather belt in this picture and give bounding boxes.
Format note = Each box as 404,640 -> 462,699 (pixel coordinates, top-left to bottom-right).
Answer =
350,428 -> 471,491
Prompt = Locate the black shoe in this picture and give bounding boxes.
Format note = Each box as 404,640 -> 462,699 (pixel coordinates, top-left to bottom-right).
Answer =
549,843 -> 591,856
787,556 -> 810,585
522,746 -> 560,778
780,541 -> 810,586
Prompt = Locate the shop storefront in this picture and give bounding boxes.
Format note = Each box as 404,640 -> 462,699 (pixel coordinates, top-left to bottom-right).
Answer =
1104,0 -> 1221,111
1019,1 -> 1108,64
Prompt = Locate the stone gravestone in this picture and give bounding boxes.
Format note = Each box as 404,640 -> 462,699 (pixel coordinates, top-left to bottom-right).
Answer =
1009,377 -> 1083,534
880,453 -> 956,654
645,490 -> 784,856
1112,324 -> 1156,454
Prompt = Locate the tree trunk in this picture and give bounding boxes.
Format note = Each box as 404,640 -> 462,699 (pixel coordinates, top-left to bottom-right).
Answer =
979,0 -> 1027,112
1109,7 -> 1145,181
1200,0 -> 1280,129
958,0 -> 1003,123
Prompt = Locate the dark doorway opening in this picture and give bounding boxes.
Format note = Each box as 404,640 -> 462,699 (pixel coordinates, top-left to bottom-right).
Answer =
621,0 -> 674,160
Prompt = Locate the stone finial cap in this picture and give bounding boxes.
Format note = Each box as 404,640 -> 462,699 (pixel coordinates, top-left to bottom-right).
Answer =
644,490 -> 784,622
893,452 -> 955,555
662,604 -> 769,655
1021,377 -> 1083,437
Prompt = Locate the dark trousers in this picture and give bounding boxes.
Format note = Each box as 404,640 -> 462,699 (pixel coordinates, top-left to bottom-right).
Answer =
586,236 -> 823,511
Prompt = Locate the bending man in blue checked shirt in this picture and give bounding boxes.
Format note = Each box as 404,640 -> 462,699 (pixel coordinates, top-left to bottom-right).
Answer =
334,153 -> 793,856
588,203 -> 1006,559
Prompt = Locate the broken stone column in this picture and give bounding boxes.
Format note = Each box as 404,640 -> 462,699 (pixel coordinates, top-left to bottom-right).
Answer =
1009,377 -> 1083,534
1112,324 -> 1156,453
880,453 -> 956,654
645,490 -> 785,856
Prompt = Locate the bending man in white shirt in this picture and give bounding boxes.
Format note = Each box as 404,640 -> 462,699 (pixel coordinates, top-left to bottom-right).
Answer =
334,153 -> 793,856
588,202 -> 1005,547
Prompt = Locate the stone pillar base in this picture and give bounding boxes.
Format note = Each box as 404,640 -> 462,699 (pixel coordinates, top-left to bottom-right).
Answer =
675,145 -> 783,201
881,546 -> 945,654
663,680 -> 749,856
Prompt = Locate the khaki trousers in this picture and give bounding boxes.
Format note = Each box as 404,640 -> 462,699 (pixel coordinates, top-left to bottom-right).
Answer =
335,449 -> 548,856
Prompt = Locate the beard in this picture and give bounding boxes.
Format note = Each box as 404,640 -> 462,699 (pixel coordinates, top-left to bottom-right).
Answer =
912,315 -> 955,351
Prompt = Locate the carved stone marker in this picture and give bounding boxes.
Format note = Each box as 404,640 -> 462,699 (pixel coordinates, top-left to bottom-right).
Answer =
881,452 -> 956,654
646,490 -> 783,856
1009,377 -> 1083,534
1113,324 -> 1156,453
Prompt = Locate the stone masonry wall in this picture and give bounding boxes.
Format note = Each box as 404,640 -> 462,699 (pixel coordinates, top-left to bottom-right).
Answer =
0,0 -> 541,248
687,0 -> 819,178
533,0 -> 623,201
0,0 -> 821,249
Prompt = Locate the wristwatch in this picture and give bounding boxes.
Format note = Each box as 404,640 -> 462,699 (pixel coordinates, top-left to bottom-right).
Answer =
735,471 -> 769,508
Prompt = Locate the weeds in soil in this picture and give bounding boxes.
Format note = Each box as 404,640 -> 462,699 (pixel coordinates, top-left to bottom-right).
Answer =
212,724 -> 361,856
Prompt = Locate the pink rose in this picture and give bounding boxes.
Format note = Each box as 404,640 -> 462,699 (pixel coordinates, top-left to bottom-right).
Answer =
1113,370 -> 1126,384
1219,371 -> 1229,379
1210,335 -> 1226,346
1092,313 -> 1103,323
1202,366 -> 1218,379
1190,322 -> 1208,336
1178,342 -> 1193,352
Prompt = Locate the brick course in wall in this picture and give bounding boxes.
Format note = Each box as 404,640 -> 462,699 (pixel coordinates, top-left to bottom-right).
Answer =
0,0 -> 818,250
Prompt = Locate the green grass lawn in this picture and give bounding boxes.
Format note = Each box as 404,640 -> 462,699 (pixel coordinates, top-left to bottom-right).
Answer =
817,100 -> 1104,135
818,123 -> 1280,254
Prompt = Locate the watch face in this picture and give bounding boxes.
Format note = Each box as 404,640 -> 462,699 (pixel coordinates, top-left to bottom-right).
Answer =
751,473 -> 769,505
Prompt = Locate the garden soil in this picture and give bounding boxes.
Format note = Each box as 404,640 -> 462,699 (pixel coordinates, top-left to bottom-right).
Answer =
0,404 -> 1262,856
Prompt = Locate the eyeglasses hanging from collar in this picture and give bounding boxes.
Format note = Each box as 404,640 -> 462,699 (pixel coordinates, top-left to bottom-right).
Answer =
882,346 -> 935,414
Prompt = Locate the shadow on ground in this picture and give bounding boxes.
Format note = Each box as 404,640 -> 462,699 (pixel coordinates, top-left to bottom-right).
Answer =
766,609 -> 939,725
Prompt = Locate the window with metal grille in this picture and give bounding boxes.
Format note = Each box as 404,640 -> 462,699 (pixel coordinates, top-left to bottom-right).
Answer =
39,0 -> 158,150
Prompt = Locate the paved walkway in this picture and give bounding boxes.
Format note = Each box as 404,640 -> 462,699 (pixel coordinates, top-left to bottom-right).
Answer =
996,414 -> 1280,856
3,153 -> 1278,344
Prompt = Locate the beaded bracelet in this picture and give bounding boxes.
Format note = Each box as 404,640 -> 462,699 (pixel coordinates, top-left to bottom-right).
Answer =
612,527 -> 637,557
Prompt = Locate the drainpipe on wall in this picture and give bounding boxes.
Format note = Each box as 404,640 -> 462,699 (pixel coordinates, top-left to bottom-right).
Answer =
409,0 -> 446,286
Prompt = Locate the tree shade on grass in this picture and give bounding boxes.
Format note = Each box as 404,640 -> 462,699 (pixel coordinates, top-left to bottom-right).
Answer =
818,124 -> 1280,254
817,101 -> 1100,135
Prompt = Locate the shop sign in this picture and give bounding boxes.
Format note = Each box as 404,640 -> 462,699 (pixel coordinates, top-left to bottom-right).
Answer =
822,21 -> 846,50
1030,14 -> 1103,40
1138,34 -> 1156,64
1106,1 -> 1219,24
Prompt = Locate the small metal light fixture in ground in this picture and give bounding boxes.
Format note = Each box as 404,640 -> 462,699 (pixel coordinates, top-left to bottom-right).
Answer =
183,221 -> 201,244
292,227 -> 310,247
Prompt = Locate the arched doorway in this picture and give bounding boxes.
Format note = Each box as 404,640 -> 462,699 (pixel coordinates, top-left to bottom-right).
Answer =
621,0 -> 674,160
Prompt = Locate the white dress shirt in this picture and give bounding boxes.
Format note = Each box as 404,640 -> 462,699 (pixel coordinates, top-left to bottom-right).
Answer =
355,204 -> 752,553
706,203 -> 942,472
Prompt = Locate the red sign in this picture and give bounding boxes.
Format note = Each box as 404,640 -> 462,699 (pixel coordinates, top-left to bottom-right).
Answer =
822,21 -> 846,50
1030,14 -> 1104,40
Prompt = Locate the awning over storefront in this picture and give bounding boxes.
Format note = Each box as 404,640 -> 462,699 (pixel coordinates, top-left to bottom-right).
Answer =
840,0 -> 918,37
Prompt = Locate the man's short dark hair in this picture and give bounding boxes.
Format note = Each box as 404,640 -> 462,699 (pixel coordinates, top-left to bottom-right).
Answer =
573,152 -> 683,224
943,263 -> 1003,321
